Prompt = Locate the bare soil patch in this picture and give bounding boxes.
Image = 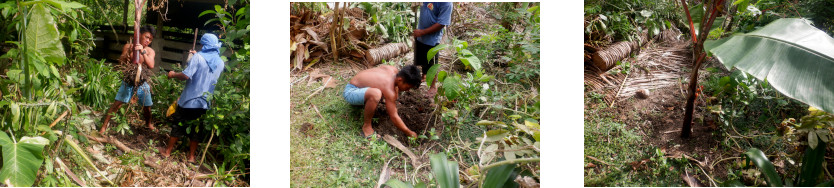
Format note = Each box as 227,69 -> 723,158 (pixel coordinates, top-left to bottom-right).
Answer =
374,87 -> 442,143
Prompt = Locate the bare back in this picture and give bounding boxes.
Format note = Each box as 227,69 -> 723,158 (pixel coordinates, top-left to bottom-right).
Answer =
350,65 -> 398,95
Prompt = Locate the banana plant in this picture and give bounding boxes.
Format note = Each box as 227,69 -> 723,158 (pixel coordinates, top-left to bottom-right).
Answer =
704,18 -> 834,116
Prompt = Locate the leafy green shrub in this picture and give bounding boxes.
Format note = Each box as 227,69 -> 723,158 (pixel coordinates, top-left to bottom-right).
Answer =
359,2 -> 415,44
76,59 -> 120,109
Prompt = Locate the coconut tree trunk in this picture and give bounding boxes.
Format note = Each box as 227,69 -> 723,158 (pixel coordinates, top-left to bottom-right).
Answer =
591,31 -> 648,72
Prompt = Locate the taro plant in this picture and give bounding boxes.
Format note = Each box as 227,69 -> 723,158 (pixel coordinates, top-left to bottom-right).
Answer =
0,131 -> 49,187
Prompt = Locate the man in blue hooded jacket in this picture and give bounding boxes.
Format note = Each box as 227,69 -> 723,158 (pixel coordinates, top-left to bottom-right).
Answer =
160,33 -> 225,162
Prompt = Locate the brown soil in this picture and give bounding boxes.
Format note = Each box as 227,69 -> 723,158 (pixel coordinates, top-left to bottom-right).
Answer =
373,87 -> 441,143
587,58 -> 733,183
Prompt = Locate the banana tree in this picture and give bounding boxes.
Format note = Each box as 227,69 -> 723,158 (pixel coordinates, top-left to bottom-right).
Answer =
704,18 -> 834,116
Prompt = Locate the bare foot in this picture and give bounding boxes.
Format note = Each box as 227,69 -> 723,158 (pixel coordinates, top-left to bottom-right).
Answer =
98,122 -> 108,134
146,122 -> 156,132
159,147 -> 171,158
187,156 -> 196,163
362,124 -> 375,138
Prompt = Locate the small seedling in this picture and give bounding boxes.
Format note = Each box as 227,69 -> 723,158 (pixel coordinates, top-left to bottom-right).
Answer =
429,128 -> 440,140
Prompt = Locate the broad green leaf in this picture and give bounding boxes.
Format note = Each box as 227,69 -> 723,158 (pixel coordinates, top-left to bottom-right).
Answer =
442,75 -> 462,100
460,56 -> 482,71
43,0 -> 85,12
742,148 -> 783,186
0,132 -> 49,187
26,4 -> 65,65
817,130 -> 830,143
478,75 -> 493,83
483,164 -> 516,188
687,3 -> 724,36
809,131 -> 818,149
437,71 -> 447,83
384,179 -> 414,188
733,0 -> 751,12
414,181 -> 426,188
430,153 -> 459,188
476,120 -> 507,127
502,142 -> 516,161
452,39 -> 468,52
426,64 -> 440,88
721,179 -> 746,187
427,44 -> 448,61
198,10 -> 216,18
484,129 -> 509,142
481,144 -> 498,165
705,18 -> 834,115
459,49 -> 474,56
798,142 -> 826,186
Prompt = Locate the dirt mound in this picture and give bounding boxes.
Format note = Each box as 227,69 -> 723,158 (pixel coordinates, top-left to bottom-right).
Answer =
374,87 -> 440,143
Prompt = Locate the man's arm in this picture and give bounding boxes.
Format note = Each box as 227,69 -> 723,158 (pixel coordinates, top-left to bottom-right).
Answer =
414,23 -> 445,38
167,71 -> 189,80
383,89 -> 418,138
140,47 -> 155,69
119,43 -> 132,63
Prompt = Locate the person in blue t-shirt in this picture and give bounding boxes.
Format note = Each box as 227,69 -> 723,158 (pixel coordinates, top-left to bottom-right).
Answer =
159,33 -> 225,163
413,2 -> 453,97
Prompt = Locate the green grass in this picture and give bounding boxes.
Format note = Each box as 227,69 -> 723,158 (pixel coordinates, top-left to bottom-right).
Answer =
290,79 -> 407,187
584,97 -> 685,187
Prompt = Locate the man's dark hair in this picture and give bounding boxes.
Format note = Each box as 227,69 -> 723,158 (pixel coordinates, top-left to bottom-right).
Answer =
140,25 -> 156,37
397,65 -> 422,88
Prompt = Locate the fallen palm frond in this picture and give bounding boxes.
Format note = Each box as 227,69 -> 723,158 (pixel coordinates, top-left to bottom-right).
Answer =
584,37 -> 691,103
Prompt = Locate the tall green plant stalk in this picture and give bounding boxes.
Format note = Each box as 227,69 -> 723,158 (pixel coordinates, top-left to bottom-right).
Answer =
681,0 -> 725,138
17,0 -> 31,100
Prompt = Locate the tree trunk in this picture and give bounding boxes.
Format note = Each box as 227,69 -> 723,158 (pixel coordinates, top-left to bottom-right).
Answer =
591,31 -> 648,72
681,0 -> 725,138
330,2 -> 340,63
365,43 -> 410,66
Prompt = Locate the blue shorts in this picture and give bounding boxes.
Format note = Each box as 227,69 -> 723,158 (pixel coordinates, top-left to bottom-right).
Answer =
115,81 -> 153,106
343,84 -> 369,106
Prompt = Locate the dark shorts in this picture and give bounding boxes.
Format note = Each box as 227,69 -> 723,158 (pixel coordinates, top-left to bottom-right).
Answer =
414,40 -> 437,75
169,106 -> 207,140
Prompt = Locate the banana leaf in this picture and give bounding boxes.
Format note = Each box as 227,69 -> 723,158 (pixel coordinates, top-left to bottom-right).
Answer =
705,18 -> 834,115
